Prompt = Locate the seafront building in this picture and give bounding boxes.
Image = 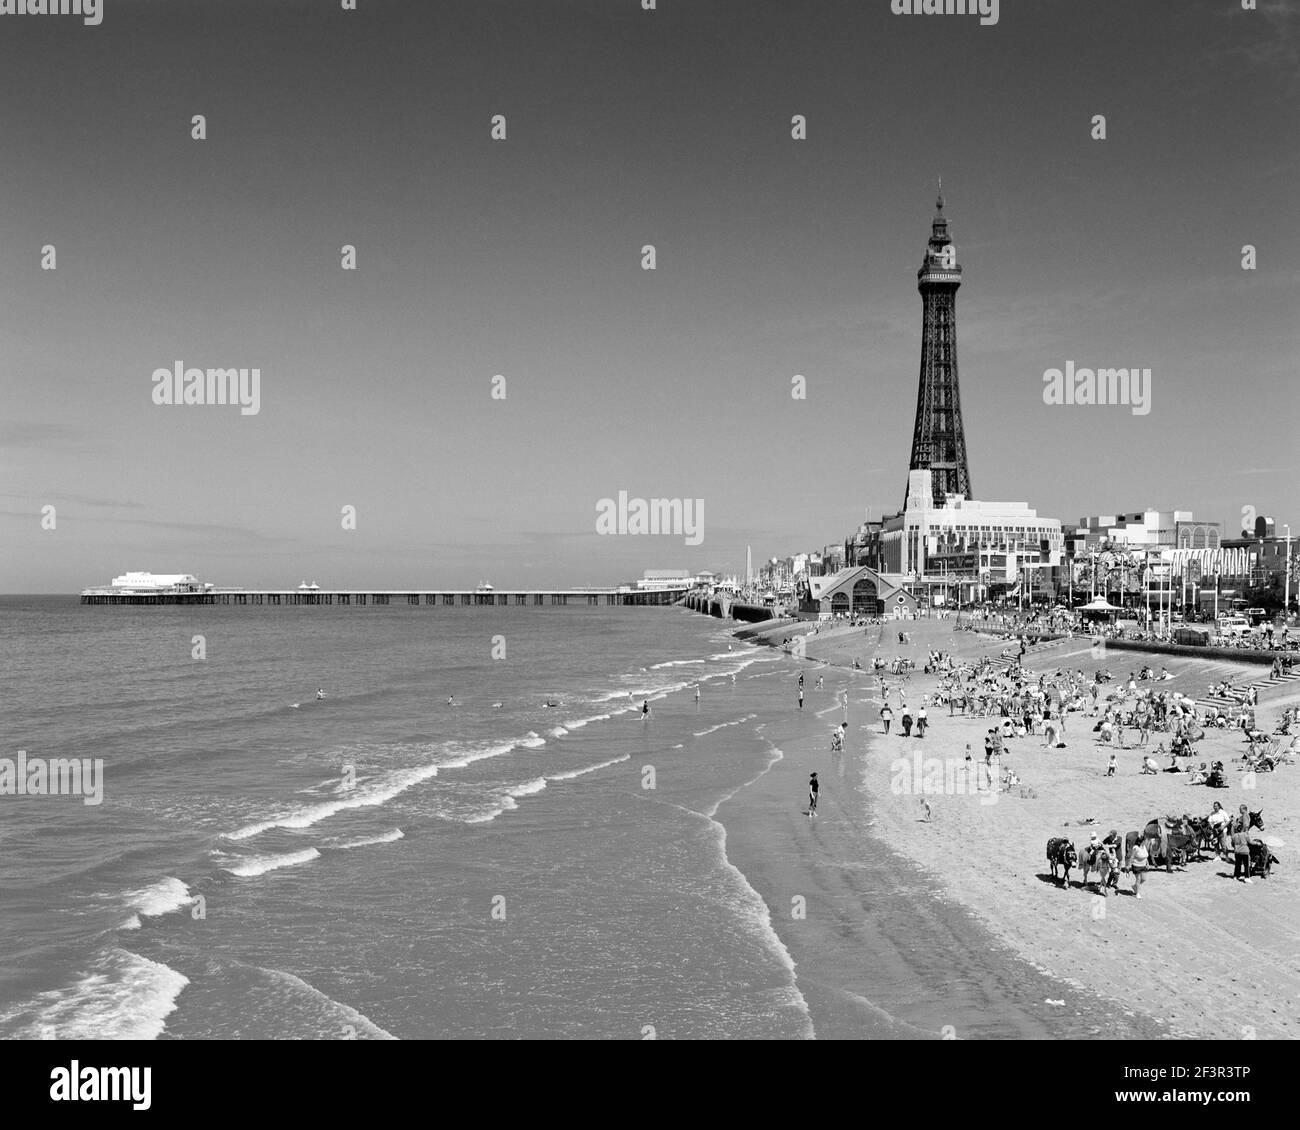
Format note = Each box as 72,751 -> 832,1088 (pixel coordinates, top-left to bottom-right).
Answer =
1075,510 -> 1221,550
880,469 -> 1064,603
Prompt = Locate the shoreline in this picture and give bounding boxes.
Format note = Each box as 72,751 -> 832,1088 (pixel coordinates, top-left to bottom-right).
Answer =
709,620 -> 1169,1039
716,613 -> 1299,1039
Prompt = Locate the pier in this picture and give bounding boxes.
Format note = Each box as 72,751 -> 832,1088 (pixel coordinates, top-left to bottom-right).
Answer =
681,591 -> 778,622
80,587 -> 686,607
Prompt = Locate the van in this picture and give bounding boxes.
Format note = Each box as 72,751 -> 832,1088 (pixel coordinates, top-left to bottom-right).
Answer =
1218,617 -> 1251,638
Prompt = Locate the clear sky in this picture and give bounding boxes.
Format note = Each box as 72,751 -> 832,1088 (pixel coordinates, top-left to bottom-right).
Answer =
2,0 -> 1296,593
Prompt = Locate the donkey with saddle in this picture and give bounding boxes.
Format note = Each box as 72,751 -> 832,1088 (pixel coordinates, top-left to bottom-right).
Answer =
1045,837 -> 1078,887
1125,815 -> 1202,874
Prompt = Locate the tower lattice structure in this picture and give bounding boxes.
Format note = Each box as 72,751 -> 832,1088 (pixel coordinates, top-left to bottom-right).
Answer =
906,184 -> 972,508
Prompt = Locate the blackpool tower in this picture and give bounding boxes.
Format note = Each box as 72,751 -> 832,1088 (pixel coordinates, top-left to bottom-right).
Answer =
905,182 -> 973,508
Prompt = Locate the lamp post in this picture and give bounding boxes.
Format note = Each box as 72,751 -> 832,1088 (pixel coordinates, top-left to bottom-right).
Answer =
1144,552 -> 1151,626
1285,524 -> 1292,619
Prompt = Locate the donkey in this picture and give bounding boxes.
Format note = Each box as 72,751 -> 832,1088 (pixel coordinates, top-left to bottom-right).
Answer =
1046,838 -> 1078,887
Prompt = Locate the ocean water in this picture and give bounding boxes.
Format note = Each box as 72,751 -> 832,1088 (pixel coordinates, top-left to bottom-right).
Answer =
1,598 -> 1161,1041
0,598 -> 805,1039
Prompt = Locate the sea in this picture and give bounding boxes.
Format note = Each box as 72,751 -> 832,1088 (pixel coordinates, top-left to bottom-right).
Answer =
0,597 -> 1154,1040
0,598 -> 812,1039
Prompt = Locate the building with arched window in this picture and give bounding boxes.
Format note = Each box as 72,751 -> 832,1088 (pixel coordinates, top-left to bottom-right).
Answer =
798,566 -> 918,619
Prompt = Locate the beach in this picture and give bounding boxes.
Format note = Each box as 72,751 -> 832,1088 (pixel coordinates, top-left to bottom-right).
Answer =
726,614 -> 1300,1040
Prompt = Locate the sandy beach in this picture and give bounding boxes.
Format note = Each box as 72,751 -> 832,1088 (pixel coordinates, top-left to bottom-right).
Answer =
723,614 -> 1300,1040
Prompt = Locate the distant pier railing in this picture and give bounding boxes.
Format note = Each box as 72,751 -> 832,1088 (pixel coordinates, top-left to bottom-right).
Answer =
80,588 -> 687,608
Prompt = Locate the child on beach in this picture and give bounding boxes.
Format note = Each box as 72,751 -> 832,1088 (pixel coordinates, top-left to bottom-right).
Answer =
1107,753 -> 1117,777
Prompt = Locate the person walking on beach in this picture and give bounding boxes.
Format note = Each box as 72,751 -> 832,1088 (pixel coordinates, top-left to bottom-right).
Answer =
798,671 -> 805,690
1232,826 -> 1252,883
1107,752 -> 1117,777
916,706 -> 928,738
1129,840 -> 1149,898
798,688 -> 804,710
808,772 -> 819,817
641,699 -> 651,719
965,743 -> 973,782
880,704 -> 893,734
695,684 -> 701,703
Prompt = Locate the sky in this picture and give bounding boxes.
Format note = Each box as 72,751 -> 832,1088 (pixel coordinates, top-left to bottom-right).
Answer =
1,0 -> 1297,593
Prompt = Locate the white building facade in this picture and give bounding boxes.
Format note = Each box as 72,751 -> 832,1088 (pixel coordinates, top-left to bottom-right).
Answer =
879,470 -> 1065,588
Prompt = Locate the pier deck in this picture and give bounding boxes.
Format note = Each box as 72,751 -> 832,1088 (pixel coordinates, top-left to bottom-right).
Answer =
80,588 -> 686,607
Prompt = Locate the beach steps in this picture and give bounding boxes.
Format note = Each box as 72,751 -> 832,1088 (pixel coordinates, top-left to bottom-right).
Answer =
1191,669 -> 1300,712
980,640 -> 1299,714
982,637 -> 1066,673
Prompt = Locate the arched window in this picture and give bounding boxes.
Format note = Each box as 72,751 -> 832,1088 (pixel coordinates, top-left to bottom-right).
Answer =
851,576 -> 878,615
